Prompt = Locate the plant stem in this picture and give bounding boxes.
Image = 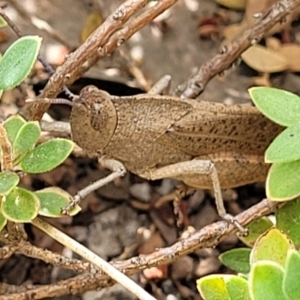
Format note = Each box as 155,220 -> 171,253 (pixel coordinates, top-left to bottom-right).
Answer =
31,217 -> 155,300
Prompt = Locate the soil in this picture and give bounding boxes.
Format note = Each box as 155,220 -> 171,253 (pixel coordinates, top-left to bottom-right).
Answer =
0,0 -> 299,299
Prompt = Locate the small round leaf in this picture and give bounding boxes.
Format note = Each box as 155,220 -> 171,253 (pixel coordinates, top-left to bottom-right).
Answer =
0,36 -> 42,90
249,87 -> 300,127
0,211 -> 7,232
219,248 -> 251,274
20,139 -> 74,173
249,261 -> 286,300
3,114 -> 26,144
239,217 -> 273,247
197,275 -> 231,300
276,198 -> 300,246
197,275 -> 250,300
13,121 -> 41,160
266,160 -> 300,200
225,275 -> 251,300
0,171 -> 19,195
250,227 -> 294,267
35,187 -> 81,217
2,187 -> 40,222
265,123 -> 300,163
283,250 -> 300,299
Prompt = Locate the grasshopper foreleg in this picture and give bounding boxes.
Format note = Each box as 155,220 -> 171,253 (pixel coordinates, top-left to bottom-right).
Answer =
62,158 -> 126,214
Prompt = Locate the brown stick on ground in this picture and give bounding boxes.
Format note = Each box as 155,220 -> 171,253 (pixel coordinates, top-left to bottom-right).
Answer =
179,0 -> 300,99
2,199 -> 281,299
25,0 -> 178,121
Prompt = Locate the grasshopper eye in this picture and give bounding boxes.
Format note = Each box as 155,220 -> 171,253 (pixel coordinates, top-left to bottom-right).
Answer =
90,103 -> 108,130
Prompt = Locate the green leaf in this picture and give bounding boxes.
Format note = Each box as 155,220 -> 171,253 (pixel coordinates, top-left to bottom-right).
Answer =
197,275 -> 231,300
13,121 -> 40,161
249,87 -> 300,127
1,187 -> 40,222
265,123 -> 300,163
219,248 -> 251,273
0,36 -> 42,90
239,217 -> 273,247
266,160 -> 300,200
226,276 -> 251,300
35,187 -> 81,217
276,198 -> 300,246
197,275 -> 250,300
251,227 -> 294,267
249,261 -> 287,300
3,114 -> 26,144
0,17 -> 6,27
283,250 -> 300,299
20,139 -> 74,173
0,172 -> 19,195
0,211 -> 7,232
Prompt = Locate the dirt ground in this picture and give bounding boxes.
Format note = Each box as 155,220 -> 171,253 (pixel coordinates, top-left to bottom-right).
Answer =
0,0 -> 300,299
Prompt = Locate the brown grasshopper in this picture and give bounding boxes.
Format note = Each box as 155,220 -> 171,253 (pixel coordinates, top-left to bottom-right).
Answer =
68,85 -> 283,227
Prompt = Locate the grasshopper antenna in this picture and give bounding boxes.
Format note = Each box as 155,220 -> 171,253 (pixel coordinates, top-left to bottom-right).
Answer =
25,97 -> 80,107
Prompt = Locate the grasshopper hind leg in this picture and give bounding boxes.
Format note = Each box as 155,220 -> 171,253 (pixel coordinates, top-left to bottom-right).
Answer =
145,158 -> 253,233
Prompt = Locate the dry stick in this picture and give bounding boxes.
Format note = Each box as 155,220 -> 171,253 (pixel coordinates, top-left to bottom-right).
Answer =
15,241 -> 97,273
1,7 -> 152,296
26,0 -> 148,120
1,0 -> 282,297
31,218 -> 156,300
40,120 -> 71,134
118,47 -> 152,91
4,199 -> 281,299
99,3 -> 151,91
103,0 -> 178,84
26,0 -> 178,121
179,0 -> 300,99
0,123 -> 12,171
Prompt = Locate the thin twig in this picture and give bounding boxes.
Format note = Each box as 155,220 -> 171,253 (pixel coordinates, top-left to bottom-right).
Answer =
26,0 -> 178,121
179,0 -> 300,99
0,123 -> 13,171
31,218 -> 156,300
16,241 -> 97,273
4,199 -> 281,299
118,47 -> 151,91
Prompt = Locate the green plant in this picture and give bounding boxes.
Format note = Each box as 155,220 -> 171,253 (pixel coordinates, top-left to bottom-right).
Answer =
249,87 -> 300,201
197,199 -> 300,300
0,35 -> 77,227
0,115 -> 77,229
0,34 -> 151,299
197,86 -> 300,300
0,35 -> 42,96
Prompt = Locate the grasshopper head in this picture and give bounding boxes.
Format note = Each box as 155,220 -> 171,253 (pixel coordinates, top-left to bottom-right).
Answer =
70,85 -> 117,156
